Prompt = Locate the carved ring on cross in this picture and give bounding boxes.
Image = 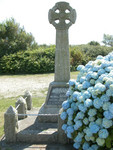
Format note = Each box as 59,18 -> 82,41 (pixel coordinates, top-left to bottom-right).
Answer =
48,2 -> 76,30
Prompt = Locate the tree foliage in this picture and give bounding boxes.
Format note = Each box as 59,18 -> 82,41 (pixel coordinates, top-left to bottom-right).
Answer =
0,18 -> 113,74
102,34 -> 113,47
0,18 -> 37,58
88,41 -> 100,46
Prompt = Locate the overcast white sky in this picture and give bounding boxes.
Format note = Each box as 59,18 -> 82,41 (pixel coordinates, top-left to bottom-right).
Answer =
0,0 -> 113,45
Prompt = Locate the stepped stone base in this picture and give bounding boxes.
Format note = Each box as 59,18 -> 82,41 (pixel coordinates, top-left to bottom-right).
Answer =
38,114 -> 58,123
38,81 -> 69,123
17,109 -> 58,144
17,127 -> 58,144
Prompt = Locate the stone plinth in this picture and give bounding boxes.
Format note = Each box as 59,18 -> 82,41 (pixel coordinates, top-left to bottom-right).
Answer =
38,82 -> 69,119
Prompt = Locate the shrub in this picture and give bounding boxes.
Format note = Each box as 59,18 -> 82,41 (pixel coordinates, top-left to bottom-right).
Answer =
61,52 -> 113,149
0,46 -> 55,74
70,47 -> 90,71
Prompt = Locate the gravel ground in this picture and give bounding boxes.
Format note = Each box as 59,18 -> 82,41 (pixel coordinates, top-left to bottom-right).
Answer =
0,74 -> 54,98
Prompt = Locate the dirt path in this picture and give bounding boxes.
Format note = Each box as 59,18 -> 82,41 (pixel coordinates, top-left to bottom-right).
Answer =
0,74 -> 54,98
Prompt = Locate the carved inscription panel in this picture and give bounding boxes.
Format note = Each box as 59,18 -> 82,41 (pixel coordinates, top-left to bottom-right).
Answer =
47,87 -> 68,105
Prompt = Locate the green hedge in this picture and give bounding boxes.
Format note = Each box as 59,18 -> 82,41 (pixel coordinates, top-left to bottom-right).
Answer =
0,45 -> 113,74
0,46 -> 55,74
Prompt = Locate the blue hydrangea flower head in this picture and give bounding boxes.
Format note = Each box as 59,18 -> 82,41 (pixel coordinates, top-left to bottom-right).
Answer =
91,144 -> 99,150
71,102 -> 78,111
93,98 -> 103,109
103,102 -> 111,111
76,112 -> 84,119
77,65 -> 85,71
83,118 -> 89,125
73,142 -> 81,149
62,100 -> 70,110
102,118 -> 112,128
69,79 -> 76,86
67,125 -> 74,133
75,135 -> 82,142
78,103 -> 87,113
62,124 -> 67,131
91,72 -> 98,79
86,128 -> 93,137
83,142 -> 90,150
99,129 -> 109,139
96,138 -> 105,146
80,76 -> 86,83
88,109 -> 97,117
104,110 -> 113,120
90,123 -> 100,133
96,118 -> 102,126
82,81 -> 90,89
94,83 -> 106,92
84,99 -> 93,107
83,91 -> 91,99
60,111 -> 67,120
67,132 -> 72,138
97,55 -> 104,60
109,103 -> 113,114
100,94 -> 110,102
75,120 -> 83,129
67,108 -> 74,116
73,91 -> 80,99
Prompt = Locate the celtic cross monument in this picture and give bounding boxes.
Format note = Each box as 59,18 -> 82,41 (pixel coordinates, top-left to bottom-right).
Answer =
38,2 -> 76,119
49,1 -> 76,82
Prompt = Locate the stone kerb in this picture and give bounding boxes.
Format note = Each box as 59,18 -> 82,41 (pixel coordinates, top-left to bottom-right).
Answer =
4,106 -> 18,142
15,97 -> 27,119
24,90 -> 32,110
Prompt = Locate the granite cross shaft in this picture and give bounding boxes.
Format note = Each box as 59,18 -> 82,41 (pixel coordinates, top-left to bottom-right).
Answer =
38,2 -> 76,119
49,2 -> 76,82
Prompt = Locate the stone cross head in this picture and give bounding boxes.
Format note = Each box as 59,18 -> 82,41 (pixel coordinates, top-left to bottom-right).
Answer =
49,2 -> 76,30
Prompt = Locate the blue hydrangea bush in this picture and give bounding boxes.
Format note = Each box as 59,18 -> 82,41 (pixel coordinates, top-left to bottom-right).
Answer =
60,52 -> 113,150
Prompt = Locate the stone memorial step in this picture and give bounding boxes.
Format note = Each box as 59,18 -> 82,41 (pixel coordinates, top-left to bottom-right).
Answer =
17,111 -> 58,143
17,128 -> 58,144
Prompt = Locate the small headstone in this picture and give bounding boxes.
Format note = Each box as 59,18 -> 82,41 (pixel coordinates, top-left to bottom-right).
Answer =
4,106 -> 18,142
24,91 -> 32,110
15,97 -> 27,119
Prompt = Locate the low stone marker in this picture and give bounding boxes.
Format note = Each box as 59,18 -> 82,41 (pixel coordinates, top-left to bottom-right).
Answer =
15,97 -> 27,119
24,91 -> 32,110
4,106 -> 18,142
38,2 -> 76,119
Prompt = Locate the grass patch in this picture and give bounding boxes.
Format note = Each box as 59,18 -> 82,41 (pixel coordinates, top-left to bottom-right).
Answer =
71,71 -> 79,79
32,96 -> 45,108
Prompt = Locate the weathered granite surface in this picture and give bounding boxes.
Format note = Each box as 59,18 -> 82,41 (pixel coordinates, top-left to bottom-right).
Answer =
24,91 -> 32,110
15,97 -> 27,119
4,106 -> 18,142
